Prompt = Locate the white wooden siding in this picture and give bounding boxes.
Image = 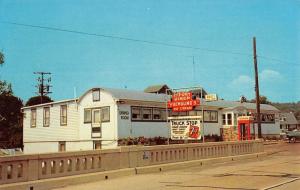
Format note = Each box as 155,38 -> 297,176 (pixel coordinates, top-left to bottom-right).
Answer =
23,102 -> 79,142
78,89 -> 118,148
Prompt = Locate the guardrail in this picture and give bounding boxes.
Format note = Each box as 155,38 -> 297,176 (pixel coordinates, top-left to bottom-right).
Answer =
0,140 -> 263,185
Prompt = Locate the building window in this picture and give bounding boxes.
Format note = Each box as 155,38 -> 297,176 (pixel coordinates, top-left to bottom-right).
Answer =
31,109 -> 37,128
153,108 -> 165,120
94,141 -> 101,150
234,114 -> 238,125
93,109 -> 101,123
92,89 -> 100,102
142,108 -> 152,120
252,113 -> 275,123
222,114 -> 226,125
204,110 -> 218,123
92,127 -> 101,133
43,107 -> 50,127
60,105 -> 67,126
84,109 -> 92,123
101,107 -> 110,122
153,108 -> 161,120
227,113 -> 232,125
59,141 -> 66,152
132,107 -> 141,120
131,107 -> 167,121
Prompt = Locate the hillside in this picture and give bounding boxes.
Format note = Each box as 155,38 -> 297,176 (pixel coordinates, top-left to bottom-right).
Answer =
272,102 -> 300,120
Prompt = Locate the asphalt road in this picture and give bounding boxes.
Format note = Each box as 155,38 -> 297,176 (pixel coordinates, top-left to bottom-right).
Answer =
53,142 -> 300,190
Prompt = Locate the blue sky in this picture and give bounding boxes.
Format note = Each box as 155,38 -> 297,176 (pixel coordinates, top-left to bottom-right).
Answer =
0,0 -> 299,103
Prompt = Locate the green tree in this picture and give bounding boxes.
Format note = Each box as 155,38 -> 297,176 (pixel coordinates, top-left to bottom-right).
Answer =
25,95 -> 53,106
250,95 -> 271,104
0,90 -> 23,148
0,52 -> 23,148
0,80 -> 13,95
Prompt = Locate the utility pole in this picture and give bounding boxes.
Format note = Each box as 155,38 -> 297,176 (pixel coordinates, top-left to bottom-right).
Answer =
253,37 -> 262,138
34,72 -> 52,104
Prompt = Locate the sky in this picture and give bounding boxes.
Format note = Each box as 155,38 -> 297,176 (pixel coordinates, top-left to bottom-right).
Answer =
0,0 -> 299,103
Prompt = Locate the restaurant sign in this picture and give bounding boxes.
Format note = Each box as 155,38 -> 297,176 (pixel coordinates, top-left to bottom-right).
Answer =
167,92 -> 200,112
168,116 -> 202,140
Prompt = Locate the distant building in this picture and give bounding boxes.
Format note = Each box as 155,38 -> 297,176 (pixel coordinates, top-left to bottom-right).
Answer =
144,84 -> 171,94
279,112 -> 298,131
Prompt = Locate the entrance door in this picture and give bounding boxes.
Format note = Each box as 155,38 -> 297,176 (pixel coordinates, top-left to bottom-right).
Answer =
238,121 -> 251,140
239,124 -> 247,140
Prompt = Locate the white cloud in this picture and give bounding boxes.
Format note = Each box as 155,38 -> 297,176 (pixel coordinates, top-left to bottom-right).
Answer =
260,69 -> 282,81
231,75 -> 253,86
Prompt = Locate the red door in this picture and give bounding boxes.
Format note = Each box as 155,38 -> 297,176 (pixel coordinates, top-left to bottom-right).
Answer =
237,117 -> 252,140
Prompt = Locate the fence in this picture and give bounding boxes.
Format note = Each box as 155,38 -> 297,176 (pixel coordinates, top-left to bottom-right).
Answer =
0,140 -> 263,185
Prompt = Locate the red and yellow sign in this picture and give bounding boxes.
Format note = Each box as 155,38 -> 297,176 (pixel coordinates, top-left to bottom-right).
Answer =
169,116 -> 202,140
167,92 -> 200,112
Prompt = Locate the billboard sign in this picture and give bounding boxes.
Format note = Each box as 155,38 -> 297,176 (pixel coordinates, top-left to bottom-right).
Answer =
168,116 -> 202,140
205,94 -> 218,101
167,92 -> 200,112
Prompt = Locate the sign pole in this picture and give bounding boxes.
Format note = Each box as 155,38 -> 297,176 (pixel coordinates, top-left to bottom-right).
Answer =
201,87 -> 205,143
166,88 -> 170,145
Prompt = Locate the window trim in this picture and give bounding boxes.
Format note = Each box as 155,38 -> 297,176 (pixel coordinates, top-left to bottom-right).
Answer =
227,113 -> 233,125
43,107 -> 50,127
30,109 -> 37,128
203,110 -> 218,123
222,114 -> 226,125
92,109 -> 101,124
131,106 -> 167,122
84,107 -> 111,124
101,106 -> 110,122
131,106 -> 142,121
60,105 -> 67,126
153,108 -> 165,121
142,107 -> 152,121
92,88 -> 100,102
84,109 -> 92,123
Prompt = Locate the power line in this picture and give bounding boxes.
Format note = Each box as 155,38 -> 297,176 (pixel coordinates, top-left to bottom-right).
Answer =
1,21 -> 251,56
1,21 -> 298,65
257,55 -> 298,65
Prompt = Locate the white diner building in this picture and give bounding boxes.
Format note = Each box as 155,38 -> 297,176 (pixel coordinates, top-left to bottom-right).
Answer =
22,87 -> 280,154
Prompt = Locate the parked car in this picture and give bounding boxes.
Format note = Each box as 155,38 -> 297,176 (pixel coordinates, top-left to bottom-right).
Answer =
286,129 -> 300,143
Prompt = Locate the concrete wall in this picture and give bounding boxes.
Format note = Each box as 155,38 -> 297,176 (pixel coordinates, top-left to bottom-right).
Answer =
0,140 -> 264,186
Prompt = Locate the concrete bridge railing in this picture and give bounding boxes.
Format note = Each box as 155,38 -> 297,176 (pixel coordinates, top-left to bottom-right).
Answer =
0,140 -> 263,185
